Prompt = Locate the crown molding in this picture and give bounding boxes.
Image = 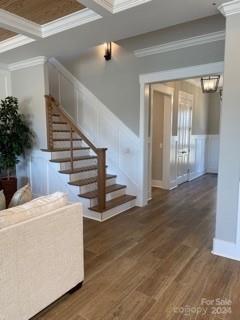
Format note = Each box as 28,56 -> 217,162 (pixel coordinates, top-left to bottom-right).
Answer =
0,8 -> 102,53
0,8 -> 101,39
8,56 -> 48,71
114,0 -> 152,13
218,0 -> 240,16
94,0 -> 152,13
41,9 -> 101,38
0,35 -> 35,54
134,31 -> 225,58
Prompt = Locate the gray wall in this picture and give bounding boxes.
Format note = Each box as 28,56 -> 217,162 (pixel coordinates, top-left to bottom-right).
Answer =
152,91 -> 164,181
208,92 -> 221,135
60,15 -> 225,136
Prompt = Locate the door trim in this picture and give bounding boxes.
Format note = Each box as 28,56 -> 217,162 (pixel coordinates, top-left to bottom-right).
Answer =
150,84 -> 174,196
139,62 -> 224,206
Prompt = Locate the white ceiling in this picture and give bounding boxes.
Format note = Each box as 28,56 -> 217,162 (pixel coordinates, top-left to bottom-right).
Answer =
0,0 -> 227,64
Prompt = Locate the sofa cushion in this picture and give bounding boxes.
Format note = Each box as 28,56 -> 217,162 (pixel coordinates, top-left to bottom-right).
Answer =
8,184 -> 32,208
0,192 -> 68,230
0,190 -> 6,211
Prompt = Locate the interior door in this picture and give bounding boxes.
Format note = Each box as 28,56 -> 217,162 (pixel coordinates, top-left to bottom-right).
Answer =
177,91 -> 193,185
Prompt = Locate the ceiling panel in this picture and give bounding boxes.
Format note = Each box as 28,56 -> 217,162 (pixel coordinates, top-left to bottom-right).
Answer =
0,0 -> 86,24
0,28 -> 17,42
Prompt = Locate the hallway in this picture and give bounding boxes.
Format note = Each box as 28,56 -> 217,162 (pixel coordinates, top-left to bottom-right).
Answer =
34,174 -> 240,320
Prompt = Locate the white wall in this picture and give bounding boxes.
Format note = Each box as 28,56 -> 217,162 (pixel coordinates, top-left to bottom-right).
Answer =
0,68 -> 11,99
11,64 -> 48,150
11,63 -> 49,189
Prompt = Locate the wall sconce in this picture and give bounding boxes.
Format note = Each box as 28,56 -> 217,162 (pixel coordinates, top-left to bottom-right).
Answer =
104,42 -> 112,61
201,75 -> 220,93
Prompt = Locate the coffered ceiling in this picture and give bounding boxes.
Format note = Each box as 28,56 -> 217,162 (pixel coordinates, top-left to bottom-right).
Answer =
0,0 -> 86,24
0,27 -> 16,41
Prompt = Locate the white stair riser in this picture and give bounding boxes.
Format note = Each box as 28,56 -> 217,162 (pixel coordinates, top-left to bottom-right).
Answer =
90,188 -> 126,207
53,132 -> 79,139
53,140 -> 83,148
67,184 -> 82,197
83,199 -> 136,222
69,170 -> 98,181
51,149 -> 90,159
60,159 -> 97,171
101,199 -> 136,221
52,123 -> 69,130
78,178 -> 116,194
52,116 -> 62,122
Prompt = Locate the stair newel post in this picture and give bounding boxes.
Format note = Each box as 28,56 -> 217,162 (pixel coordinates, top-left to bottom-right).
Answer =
97,148 -> 107,211
45,95 -> 53,150
70,127 -> 74,171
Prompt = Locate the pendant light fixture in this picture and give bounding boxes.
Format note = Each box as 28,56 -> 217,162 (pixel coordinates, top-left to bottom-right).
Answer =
201,75 -> 220,93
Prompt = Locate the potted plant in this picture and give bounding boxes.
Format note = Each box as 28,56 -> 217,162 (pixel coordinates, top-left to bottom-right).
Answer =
0,96 -> 33,206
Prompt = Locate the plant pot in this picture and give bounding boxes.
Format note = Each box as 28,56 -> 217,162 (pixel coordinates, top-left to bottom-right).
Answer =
0,177 -> 17,208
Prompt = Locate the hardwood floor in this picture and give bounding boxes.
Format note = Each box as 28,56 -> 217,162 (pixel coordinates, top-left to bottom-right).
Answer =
34,174 -> 240,320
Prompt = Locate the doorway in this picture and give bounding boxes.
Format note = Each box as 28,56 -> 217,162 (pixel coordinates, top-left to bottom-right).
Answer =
148,84 -> 174,199
139,62 -> 224,206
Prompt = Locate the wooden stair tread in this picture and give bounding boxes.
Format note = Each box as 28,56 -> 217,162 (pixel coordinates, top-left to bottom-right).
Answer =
50,155 -> 97,163
52,113 -> 60,117
53,129 -> 73,132
68,174 -> 116,187
41,147 -> 90,152
59,165 -> 107,174
79,184 -> 126,199
90,195 -> 136,213
53,138 -> 82,141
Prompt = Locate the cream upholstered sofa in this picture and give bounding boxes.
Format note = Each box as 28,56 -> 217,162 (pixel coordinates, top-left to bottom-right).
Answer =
0,193 -> 84,320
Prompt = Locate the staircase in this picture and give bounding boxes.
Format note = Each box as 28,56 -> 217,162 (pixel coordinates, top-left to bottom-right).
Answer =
42,95 -> 136,221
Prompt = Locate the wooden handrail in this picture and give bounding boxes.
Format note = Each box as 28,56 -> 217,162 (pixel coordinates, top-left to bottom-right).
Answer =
45,95 -> 107,210
45,95 -> 99,152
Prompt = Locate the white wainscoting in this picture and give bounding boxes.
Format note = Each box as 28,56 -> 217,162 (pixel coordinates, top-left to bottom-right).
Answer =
206,135 -> 220,174
151,133 -> 218,191
47,58 -> 141,204
17,150 -> 81,202
189,135 -> 207,181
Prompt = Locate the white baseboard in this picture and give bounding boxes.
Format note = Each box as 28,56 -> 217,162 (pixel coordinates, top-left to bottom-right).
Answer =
189,170 -> 206,181
152,179 -> 177,190
212,238 -> 240,261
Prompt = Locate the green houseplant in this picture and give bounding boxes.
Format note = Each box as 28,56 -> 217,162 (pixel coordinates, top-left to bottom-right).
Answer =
0,96 -> 33,206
